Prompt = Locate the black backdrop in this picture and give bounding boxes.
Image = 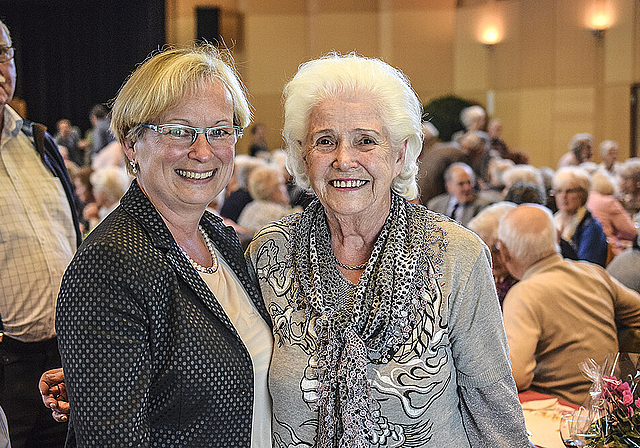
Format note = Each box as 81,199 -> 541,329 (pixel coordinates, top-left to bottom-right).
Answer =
0,0 -> 165,133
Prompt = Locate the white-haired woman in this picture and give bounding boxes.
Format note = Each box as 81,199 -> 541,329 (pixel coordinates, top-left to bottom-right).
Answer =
587,171 -> 637,256
247,54 -> 529,447
618,158 -> 640,222
83,166 -> 130,230
237,163 -> 301,234
553,167 -> 608,266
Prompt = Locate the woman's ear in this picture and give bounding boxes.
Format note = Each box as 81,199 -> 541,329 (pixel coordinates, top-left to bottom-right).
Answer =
122,138 -> 135,162
394,140 -> 407,177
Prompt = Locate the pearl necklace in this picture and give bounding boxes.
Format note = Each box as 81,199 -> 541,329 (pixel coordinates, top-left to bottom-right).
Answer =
181,225 -> 219,274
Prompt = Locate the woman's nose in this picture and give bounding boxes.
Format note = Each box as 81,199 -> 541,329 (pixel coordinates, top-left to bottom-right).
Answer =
188,133 -> 213,161
333,142 -> 358,170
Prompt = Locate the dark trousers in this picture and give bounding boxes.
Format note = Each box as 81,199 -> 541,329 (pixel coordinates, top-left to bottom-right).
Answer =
0,336 -> 67,448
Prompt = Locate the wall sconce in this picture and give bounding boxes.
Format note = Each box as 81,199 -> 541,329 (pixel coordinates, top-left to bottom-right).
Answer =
480,27 -> 501,49
587,3 -> 612,39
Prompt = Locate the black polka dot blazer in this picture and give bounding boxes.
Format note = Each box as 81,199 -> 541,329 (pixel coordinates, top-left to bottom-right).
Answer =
56,180 -> 270,447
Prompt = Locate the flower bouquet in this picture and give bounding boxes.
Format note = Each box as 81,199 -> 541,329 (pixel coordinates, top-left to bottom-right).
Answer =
579,353 -> 640,447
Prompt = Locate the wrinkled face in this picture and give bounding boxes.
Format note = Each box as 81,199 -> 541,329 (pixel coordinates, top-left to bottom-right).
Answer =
124,79 -> 236,217
303,96 -> 405,220
554,182 -> 584,215
0,26 -> 16,110
445,166 -> 475,204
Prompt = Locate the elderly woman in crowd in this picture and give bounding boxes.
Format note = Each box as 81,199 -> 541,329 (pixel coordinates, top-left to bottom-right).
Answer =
467,201 -> 517,306
557,133 -> 594,169
553,166 -> 608,266
599,140 -> 620,175
48,45 -> 273,446
82,166 -> 130,231
237,163 -> 301,234
587,171 -> 637,257
618,158 -> 640,222
247,54 -> 529,446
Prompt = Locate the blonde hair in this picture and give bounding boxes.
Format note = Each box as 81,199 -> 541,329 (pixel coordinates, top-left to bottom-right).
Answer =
590,171 -> 615,195
282,53 -> 423,200
111,44 -> 251,148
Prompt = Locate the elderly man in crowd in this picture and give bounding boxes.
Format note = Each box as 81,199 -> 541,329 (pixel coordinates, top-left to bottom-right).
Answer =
497,204 -> 640,406
0,19 -> 81,447
427,162 -> 492,227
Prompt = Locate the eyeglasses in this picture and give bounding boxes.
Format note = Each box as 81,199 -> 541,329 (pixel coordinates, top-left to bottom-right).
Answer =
0,46 -> 14,63
141,123 -> 243,148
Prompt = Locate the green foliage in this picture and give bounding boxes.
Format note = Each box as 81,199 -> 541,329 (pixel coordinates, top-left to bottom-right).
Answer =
422,95 -> 477,142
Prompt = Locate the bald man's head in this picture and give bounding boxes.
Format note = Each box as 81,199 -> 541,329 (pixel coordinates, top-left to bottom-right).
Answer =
497,205 -> 559,277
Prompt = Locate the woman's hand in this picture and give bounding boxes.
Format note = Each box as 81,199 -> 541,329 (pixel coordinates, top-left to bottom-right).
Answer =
38,368 -> 69,422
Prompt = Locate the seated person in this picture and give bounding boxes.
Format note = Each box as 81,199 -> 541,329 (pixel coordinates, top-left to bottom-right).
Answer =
607,235 -> 640,294
467,201 -> 517,306
220,155 -> 264,222
587,171 -> 637,257
553,167 -> 608,267
504,180 -> 578,261
427,162 -> 492,227
237,164 -> 301,234
498,204 -> 640,405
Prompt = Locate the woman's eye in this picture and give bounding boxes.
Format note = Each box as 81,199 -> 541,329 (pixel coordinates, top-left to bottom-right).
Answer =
313,137 -> 335,151
166,127 -> 188,137
357,137 -> 377,149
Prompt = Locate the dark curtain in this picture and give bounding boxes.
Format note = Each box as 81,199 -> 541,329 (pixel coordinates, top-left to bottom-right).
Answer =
0,0 -> 165,133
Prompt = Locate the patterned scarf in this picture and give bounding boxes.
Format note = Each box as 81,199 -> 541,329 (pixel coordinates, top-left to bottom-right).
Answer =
289,193 -> 445,448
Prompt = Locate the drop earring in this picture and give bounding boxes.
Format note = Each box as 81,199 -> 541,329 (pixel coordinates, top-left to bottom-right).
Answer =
129,159 -> 138,175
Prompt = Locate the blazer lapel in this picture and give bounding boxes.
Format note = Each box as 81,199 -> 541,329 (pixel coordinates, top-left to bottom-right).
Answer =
120,181 -> 239,336
201,213 -> 272,328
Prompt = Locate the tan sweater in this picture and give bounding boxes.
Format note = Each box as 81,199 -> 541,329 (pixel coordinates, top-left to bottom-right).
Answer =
503,254 -> 640,405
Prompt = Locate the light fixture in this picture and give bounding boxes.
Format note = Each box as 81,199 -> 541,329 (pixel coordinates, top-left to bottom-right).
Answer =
480,26 -> 501,49
587,2 -> 612,39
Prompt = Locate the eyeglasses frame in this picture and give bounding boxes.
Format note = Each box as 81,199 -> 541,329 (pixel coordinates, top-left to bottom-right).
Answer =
140,123 -> 243,147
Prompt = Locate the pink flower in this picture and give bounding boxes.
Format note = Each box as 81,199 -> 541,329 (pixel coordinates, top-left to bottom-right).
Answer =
635,397 -> 640,409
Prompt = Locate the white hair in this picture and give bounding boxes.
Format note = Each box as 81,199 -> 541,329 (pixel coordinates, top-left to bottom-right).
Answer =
467,201 -> 516,247
90,167 -> 130,204
599,140 -> 618,158
282,53 -> 423,200
460,106 -> 486,129
497,204 -> 559,269
568,133 -> 594,154
502,165 -> 544,191
553,166 -> 591,206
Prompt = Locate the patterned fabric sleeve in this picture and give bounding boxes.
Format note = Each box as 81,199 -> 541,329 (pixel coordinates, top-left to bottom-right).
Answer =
56,242 -> 152,446
448,243 -> 530,447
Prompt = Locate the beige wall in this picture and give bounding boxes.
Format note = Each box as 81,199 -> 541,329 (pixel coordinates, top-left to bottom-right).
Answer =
166,0 -> 640,165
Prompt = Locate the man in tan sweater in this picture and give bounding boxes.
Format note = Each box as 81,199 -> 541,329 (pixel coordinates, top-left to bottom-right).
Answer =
498,204 -> 640,405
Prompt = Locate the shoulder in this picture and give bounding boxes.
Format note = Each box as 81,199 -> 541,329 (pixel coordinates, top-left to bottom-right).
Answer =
426,193 -> 450,209
247,214 -> 297,259
410,202 -> 486,272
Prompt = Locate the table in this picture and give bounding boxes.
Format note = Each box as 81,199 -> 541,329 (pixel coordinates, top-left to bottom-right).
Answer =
519,390 -> 578,448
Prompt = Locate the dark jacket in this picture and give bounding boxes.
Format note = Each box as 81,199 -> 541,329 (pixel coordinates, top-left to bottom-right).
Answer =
571,209 -> 608,267
23,120 -> 82,247
57,180 -> 270,447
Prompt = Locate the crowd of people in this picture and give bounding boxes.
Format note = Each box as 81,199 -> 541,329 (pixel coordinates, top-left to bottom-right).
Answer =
2,14 -> 640,448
